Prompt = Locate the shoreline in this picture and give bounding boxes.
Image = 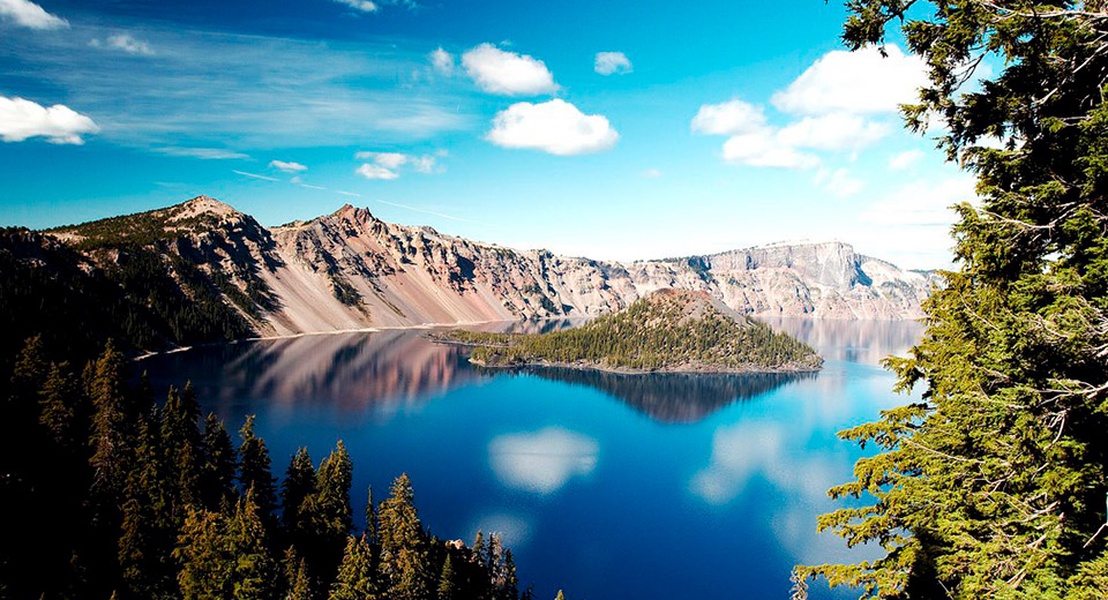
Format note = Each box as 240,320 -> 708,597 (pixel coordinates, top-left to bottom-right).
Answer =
468,356 -> 823,376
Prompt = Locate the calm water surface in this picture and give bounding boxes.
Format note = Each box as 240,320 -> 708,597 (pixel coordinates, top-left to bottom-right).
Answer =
138,318 -> 924,600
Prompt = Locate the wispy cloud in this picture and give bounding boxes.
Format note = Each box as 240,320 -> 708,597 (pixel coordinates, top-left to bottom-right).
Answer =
90,34 -> 154,56
375,199 -> 473,223
269,159 -> 307,173
355,150 -> 442,179
429,47 -> 454,76
233,169 -> 280,181
5,24 -> 471,149
155,147 -> 249,160
0,0 -> 67,30
333,0 -> 378,12
594,51 -> 632,76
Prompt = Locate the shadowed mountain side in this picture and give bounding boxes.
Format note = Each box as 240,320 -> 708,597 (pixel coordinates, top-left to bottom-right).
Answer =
514,367 -> 815,423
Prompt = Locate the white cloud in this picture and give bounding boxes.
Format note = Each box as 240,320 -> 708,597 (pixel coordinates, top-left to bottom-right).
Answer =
772,45 -> 927,116
0,0 -> 67,30
642,168 -> 661,178
594,51 -> 632,76
90,34 -> 154,56
487,99 -> 618,155
489,427 -> 599,494
333,0 -> 378,12
357,151 -> 408,169
888,149 -> 925,170
155,147 -> 249,160
429,47 -> 454,76
269,159 -> 307,173
0,96 -> 98,144
233,169 -> 279,182
721,131 -> 818,169
461,43 -> 558,96
410,155 -> 436,173
690,99 -> 766,136
356,163 -> 399,180
861,175 -> 977,228
355,150 -> 439,178
777,113 -> 888,151
815,168 -> 865,198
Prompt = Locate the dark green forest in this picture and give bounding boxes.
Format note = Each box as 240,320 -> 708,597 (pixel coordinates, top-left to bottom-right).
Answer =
441,289 -> 821,373
795,2 -> 1108,598
0,335 -> 535,600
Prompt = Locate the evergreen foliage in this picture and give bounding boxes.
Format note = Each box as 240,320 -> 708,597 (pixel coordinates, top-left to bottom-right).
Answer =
442,289 -> 821,373
796,2 -> 1108,598
0,336 -> 534,599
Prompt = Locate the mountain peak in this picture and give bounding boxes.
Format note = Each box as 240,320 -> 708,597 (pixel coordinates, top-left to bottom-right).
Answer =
173,195 -> 241,220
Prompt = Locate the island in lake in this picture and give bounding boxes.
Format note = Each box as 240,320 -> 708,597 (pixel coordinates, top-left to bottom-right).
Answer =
435,289 -> 823,374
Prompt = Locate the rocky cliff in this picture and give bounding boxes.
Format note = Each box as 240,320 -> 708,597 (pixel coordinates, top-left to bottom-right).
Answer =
38,196 -> 937,343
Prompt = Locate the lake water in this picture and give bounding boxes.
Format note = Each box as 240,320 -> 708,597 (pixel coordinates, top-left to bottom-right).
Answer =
138,318 -> 924,600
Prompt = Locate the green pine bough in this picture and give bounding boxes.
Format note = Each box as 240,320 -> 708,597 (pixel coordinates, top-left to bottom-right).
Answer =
794,2 -> 1108,598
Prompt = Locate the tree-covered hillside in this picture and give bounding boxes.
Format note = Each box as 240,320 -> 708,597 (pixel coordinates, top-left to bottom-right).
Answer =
441,289 -> 821,373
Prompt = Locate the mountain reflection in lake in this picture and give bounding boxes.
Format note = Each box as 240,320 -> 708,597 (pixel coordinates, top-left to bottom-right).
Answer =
137,318 -> 925,600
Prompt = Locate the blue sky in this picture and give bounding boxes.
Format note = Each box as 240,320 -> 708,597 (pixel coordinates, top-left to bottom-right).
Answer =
0,0 -> 975,268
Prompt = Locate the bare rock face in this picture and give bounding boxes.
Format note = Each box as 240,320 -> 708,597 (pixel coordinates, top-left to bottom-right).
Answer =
45,197 -> 940,340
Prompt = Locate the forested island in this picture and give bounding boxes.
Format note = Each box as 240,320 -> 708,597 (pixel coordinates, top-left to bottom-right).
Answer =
436,289 -> 822,374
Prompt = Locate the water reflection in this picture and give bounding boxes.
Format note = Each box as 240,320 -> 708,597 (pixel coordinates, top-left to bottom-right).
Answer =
140,329 -> 480,417
518,367 -> 814,423
759,317 -> 923,363
488,427 -> 599,494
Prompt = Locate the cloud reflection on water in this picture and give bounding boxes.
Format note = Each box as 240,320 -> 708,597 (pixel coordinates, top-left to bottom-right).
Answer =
489,427 -> 599,495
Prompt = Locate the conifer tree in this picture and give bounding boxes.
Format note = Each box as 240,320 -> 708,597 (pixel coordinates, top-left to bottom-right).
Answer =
119,417 -> 175,600
227,490 -> 278,600
160,382 -> 203,513
436,553 -> 458,600
38,361 -> 81,450
237,415 -> 276,523
200,412 -> 238,511
175,507 -> 231,600
329,535 -> 379,600
88,340 -> 134,504
284,550 -> 314,600
282,446 -> 316,538
797,2 -> 1108,598
378,473 -> 432,600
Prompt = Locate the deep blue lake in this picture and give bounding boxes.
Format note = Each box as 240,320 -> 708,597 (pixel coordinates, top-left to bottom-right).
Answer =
137,318 -> 924,600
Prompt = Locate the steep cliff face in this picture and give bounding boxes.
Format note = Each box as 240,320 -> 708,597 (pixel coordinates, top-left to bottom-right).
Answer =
32,197 -> 938,345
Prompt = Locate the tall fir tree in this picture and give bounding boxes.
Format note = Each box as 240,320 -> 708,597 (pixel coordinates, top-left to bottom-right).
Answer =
797,2 -> 1108,598
160,382 -> 203,515
282,446 -> 316,536
227,490 -> 279,600
378,473 -> 433,600
329,534 -> 380,600
237,415 -> 277,524
200,412 -> 238,512
118,417 -> 175,600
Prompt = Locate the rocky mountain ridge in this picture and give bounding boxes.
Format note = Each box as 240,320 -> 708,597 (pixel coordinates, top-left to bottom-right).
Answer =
37,196 -> 937,342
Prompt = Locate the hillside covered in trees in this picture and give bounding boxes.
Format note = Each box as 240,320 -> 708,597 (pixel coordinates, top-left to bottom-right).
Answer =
439,289 -> 822,373
0,335 -> 540,600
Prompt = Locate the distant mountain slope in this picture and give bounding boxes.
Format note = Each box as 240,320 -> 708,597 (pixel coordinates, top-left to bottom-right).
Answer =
9,196 -> 938,352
